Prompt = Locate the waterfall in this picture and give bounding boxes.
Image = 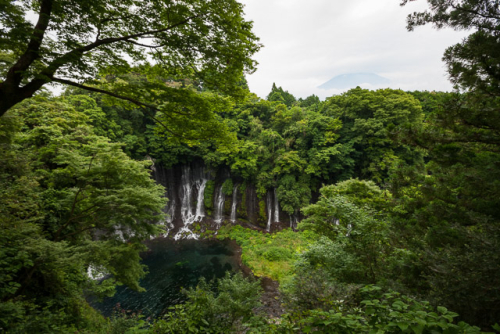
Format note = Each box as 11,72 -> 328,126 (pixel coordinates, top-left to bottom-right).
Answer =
179,165 -> 194,224
87,265 -> 106,280
213,184 -> 226,224
162,198 -> 175,237
273,188 -> 279,223
194,179 -> 207,221
266,191 -> 272,231
174,165 -> 209,240
230,184 -> 238,223
151,163 -> 175,236
290,212 -> 300,229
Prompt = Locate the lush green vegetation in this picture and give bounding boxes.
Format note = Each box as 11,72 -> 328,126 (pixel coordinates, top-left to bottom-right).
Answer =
2,0 -> 500,332
0,95 -> 166,332
217,225 -> 317,283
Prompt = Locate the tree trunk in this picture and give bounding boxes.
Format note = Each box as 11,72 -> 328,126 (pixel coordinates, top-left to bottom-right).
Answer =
0,88 -> 23,117
0,81 -> 46,117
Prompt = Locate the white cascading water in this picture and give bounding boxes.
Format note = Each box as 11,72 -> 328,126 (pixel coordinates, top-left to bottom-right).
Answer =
87,265 -> 107,280
290,213 -> 300,229
266,191 -> 272,231
230,184 -> 238,223
174,165 -> 209,240
163,198 -> 176,237
179,165 -> 193,224
194,179 -> 207,221
274,188 -> 279,223
213,184 -> 226,224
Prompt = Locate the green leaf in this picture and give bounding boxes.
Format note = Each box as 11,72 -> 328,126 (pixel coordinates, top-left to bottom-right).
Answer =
398,322 -> 409,331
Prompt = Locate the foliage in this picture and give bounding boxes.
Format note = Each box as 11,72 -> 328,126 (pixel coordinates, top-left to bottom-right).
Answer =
2,0 -> 500,331
277,285 -> 482,333
267,83 -> 297,108
151,272 -> 263,334
0,0 -> 261,117
300,180 -> 390,284
0,95 -> 166,331
217,225 -> 316,283
221,178 -> 234,197
392,0 -> 500,328
320,87 -> 424,182
204,180 -> 215,212
281,268 -> 360,315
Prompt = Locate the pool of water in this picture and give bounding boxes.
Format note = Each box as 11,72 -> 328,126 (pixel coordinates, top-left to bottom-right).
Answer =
91,238 -> 241,318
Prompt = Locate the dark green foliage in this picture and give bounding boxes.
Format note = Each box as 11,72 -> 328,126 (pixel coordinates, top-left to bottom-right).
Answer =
321,87 -> 424,182
423,225 -> 500,328
221,178 -> 234,196
389,1 -> 500,328
204,180 -> 215,213
408,91 -> 453,115
281,268 -> 359,314
3,0 -> 500,330
151,272 -> 262,333
267,83 -> 297,108
278,285 -> 482,333
299,94 -> 321,110
0,95 -> 166,331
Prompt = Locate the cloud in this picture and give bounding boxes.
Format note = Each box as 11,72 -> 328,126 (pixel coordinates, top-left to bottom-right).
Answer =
239,0 -> 469,100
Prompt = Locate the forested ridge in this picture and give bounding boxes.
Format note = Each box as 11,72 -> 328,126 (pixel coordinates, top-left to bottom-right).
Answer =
1,0 -> 500,333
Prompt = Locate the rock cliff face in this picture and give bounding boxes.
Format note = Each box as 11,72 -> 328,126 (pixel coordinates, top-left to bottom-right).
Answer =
151,162 -> 290,239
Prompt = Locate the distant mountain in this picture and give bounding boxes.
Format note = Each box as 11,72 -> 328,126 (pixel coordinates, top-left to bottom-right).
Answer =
319,73 -> 390,90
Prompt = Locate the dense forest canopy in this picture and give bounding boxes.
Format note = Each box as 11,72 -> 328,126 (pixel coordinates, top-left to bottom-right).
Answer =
0,0 -> 261,124
1,0 -> 500,333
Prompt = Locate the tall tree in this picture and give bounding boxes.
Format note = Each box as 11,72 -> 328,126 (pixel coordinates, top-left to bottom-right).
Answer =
0,96 -> 166,331
0,0 -> 261,117
395,0 -> 500,327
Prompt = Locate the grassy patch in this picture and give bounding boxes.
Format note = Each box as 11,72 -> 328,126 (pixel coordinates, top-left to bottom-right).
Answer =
217,225 -> 317,283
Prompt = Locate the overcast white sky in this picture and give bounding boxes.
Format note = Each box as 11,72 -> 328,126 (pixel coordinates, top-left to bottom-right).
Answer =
238,0 -> 470,100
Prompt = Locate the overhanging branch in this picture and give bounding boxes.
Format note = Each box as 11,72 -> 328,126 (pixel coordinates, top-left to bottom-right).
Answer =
5,0 -> 53,87
52,77 -> 185,138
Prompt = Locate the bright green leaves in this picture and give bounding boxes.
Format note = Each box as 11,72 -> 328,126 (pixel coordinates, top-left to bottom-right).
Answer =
300,180 -> 391,283
1,0 -> 261,117
155,89 -> 237,149
274,151 -> 307,174
82,70 -> 241,160
227,141 -> 260,179
0,94 -> 167,330
16,97 -> 166,241
267,83 -> 296,108
277,174 -> 312,215
217,224 -> 316,282
321,87 -> 424,182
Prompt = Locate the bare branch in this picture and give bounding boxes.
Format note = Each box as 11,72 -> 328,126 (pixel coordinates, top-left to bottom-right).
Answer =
123,40 -> 164,49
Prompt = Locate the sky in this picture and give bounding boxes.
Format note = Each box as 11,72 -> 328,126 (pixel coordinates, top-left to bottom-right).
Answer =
238,0 -> 470,100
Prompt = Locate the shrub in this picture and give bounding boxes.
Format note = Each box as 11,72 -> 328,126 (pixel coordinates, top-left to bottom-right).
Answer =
263,247 -> 293,261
